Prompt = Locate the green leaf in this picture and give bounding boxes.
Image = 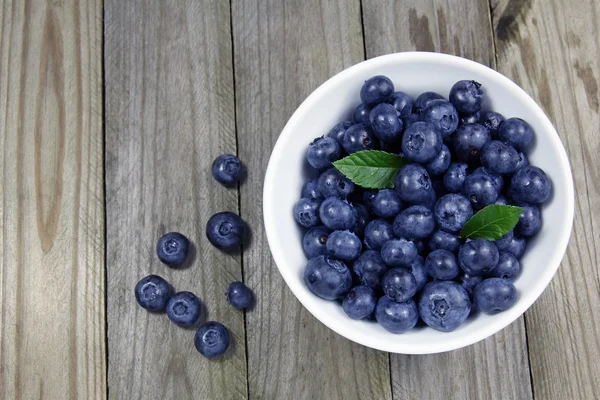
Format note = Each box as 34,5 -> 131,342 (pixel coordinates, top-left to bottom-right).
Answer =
332,150 -> 408,189
460,204 -> 524,241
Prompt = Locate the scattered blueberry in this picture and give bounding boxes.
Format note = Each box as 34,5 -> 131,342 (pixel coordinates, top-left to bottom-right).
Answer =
135,275 -> 172,311
360,75 -> 394,105
342,124 -> 378,154
307,136 -> 341,169
226,281 -> 252,309
342,285 -> 377,320
452,123 -> 491,163
462,171 -> 499,209
394,164 -> 434,205
364,219 -> 394,250
505,236 -> 527,259
206,212 -> 246,251
166,291 -> 201,327
317,167 -> 355,198
510,166 -> 552,204
434,194 -> 473,233
473,278 -> 517,314
375,297 -> 419,333
458,239 -> 500,276
429,230 -> 462,253
419,281 -> 471,332
425,249 -> 460,280
364,189 -> 402,219
515,203 -> 541,237
498,117 -> 533,151
157,232 -> 190,267
303,226 -> 331,258
443,162 -> 469,193
304,255 -> 352,300
486,252 -> 520,281
390,91 -> 413,117
327,120 -> 353,144
319,197 -> 357,230
195,321 -> 230,359
301,179 -> 322,200
425,144 -> 451,176
353,250 -> 388,289
294,198 -> 321,228
212,154 -> 242,186
369,103 -> 403,142
381,239 -> 418,267
422,99 -> 459,138
327,230 -> 362,261
449,80 -> 483,114
402,121 -> 443,163
480,140 -> 520,175
382,268 -> 418,302
480,111 -> 505,136
393,205 -> 436,240
353,103 -> 372,126
415,91 -> 445,114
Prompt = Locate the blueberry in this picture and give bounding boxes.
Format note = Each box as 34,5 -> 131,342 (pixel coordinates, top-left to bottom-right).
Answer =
206,212 -> 246,251
353,250 -> 388,289
195,321 -> 230,359
443,162 -> 469,193
166,291 -> 201,327
486,252 -> 520,281
301,179 -> 322,200
390,91 -> 414,117
364,219 -> 394,250
494,229 -> 514,251
304,255 -> 352,300
495,195 -> 510,205
462,172 -> 499,209
458,239 -> 500,276
375,297 -> 418,333
381,239 -> 419,267
515,152 -> 529,170
307,136 -> 341,169
480,111 -> 505,136
425,249 -> 460,280
317,167 -> 355,199
360,75 -> 394,105
401,121 -> 443,163
353,103 -> 372,126
402,113 -> 422,129
457,274 -> 483,295
510,166 -> 552,204
460,112 -> 480,125
480,140 -> 520,175
515,203 -> 541,237
452,123 -> 491,163
415,91 -> 445,114
473,166 -> 504,191
505,236 -> 527,259
135,275 -> 172,311
369,103 -> 403,143
294,198 -> 321,228
319,197 -> 357,230
498,117 -> 533,151
408,255 -> 429,291
342,285 -> 377,320
327,230 -> 362,261
327,120 -> 353,144
351,203 -> 370,237
302,226 -> 330,258
212,154 -> 242,186
393,205 -> 435,240
364,189 -> 403,219
423,100 -> 459,138
473,278 -> 517,314
342,124 -> 378,154
425,144 -> 451,176
449,80 -> 483,114
434,194 -> 473,233
394,164 -> 434,205
429,230 -> 462,253
382,267 -> 418,302
226,281 -> 252,309
419,281 -> 471,332
157,232 -> 190,267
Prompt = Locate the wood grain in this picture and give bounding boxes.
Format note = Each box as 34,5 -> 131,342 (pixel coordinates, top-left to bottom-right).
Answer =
361,1 -> 534,399
104,1 -> 247,399
231,1 -> 392,399
491,0 -> 600,398
0,0 -> 105,399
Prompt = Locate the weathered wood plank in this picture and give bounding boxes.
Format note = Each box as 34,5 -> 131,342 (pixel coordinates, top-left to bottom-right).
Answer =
0,0 -> 106,398
104,1 -> 247,399
491,0 -> 600,398
361,1 -> 534,399
231,1 -> 392,399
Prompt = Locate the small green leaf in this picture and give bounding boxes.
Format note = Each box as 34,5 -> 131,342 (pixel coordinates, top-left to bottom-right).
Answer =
460,204 -> 524,240
332,150 -> 408,189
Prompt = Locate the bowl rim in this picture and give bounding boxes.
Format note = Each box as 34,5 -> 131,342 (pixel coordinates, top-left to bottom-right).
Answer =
263,51 -> 574,354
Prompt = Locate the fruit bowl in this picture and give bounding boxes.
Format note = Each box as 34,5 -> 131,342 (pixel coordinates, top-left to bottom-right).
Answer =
263,52 -> 574,354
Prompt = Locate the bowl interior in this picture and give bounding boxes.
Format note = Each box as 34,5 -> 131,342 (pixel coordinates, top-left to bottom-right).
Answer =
263,53 -> 573,354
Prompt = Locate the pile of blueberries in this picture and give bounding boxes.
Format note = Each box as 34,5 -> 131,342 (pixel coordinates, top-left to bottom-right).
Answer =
134,154 -> 253,358
295,76 -> 552,333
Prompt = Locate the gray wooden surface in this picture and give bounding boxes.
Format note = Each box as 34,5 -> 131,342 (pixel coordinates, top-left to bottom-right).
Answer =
1,0 -> 598,398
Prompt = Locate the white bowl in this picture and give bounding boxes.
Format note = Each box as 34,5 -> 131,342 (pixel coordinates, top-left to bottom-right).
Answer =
263,52 -> 574,354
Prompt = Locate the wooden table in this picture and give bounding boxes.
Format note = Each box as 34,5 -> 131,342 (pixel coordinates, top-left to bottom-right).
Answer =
1,0 -> 599,398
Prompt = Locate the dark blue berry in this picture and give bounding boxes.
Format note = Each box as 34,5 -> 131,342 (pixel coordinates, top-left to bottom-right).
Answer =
429,230 -> 462,253
434,194 -> 473,233
460,112 -> 480,125
390,91 -> 413,117
301,179 -> 322,200
317,167 -> 355,199
375,297 -> 418,333
351,203 -> 370,237
381,239 -> 418,267
515,203 -> 541,237
364,189 -> 402,219
135,275 -> 172,311
212,154 -> 242,186
206,212 -> 246,251
369,103 -> 403,143
382,267 -> 418,302
157,232 -> 190,267
486,252 -> 520,282
423,100 -> 459,138
481,111 -> 505,136
393,205 -> 436,240
402,121 -> 443,163
425,144 -> 451,176
294,198 -> 321,228
449,80 -> 483,114
408,255 -> 429,291
353,103 -> 372,126
342,124 -> 378,154
307,136 -> 341,169
342,285 -> 377,320
480,140 -> 520,175
515,151 -> 529,170
474,278 -> 517,314
452,123 -> 491,163
419,281 -> 471,332
498,117 -> 533,151
495,195 -> 510,205
510,166 -> 552,204
166,291 -> 201,327
505,236 -> 527,259
425,249 -> 460,280
319,197 -> 357,230
462,172 -> 499,209
302,226 -> 331,258
415,91 -> 445,114
304,255 -> 352,300
363,219 -> 394,250
327,120 -> 353,144
473,167 -> 504,191
327,230 -> 362,261
443,162 -> 469,193
458,239 -> 500,276
195,321 -> 230,359
360,75 -> 394,105
494,229 -> 514,251
226,281 -> 252,309
457,274 -> 483,296
394,164 -> 434,205
353,250 -> 388,289
402,113 -> 422,129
